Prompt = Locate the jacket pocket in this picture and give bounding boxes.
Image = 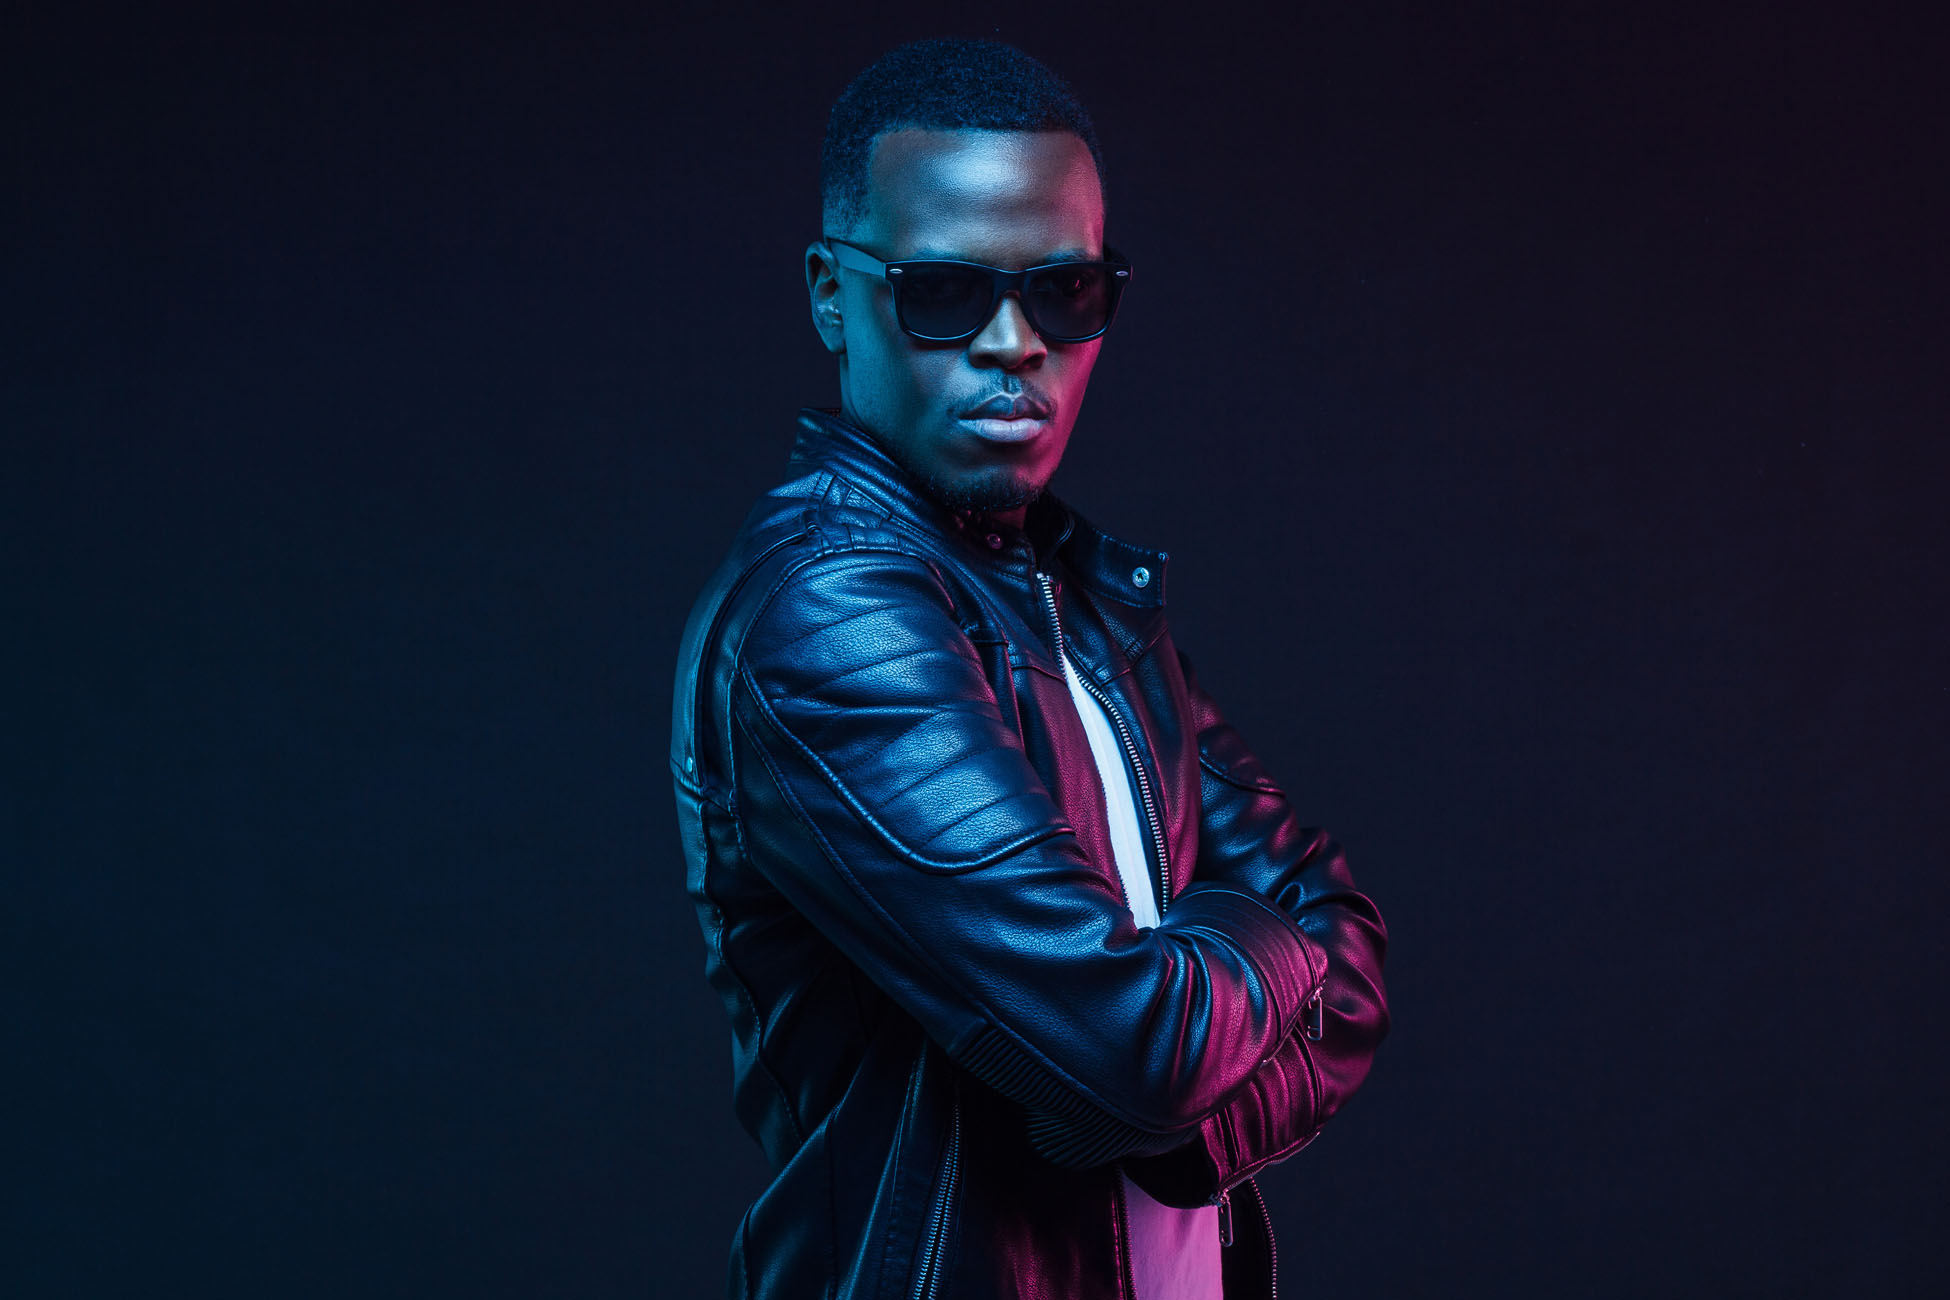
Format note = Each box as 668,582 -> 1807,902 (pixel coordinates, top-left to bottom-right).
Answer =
1196,725 -> 1285,795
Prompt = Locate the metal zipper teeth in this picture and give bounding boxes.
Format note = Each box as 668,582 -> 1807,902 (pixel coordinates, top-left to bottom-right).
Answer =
1035,572 -> 1173,908
913,1096 -> 961,1300
1251,1178 -> 1278,1300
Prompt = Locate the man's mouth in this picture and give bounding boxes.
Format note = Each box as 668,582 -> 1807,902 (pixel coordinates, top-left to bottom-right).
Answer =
959,393 -> 1053,421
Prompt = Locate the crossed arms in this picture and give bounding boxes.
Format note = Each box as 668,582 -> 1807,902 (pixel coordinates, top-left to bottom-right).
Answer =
730,548 -> 1389,1197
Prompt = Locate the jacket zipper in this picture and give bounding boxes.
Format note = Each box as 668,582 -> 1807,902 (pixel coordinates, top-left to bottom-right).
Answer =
1213,1098 -> 1242,1246
1214,1180 -> 1280,1292
912,1093 -> 961,1300
1111,1176 -> 1138,1300
1035,571 -> 1173,908
1247,1177 -> 1278,1300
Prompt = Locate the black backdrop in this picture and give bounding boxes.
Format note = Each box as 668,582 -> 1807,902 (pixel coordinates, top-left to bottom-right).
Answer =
7,2 -> 1946,1295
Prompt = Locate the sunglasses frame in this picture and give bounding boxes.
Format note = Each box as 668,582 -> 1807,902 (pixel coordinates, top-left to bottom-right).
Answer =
825,239 -> 1133,344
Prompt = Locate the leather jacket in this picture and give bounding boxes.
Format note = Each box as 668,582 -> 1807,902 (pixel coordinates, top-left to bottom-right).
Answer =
671,409 -> 1389,1299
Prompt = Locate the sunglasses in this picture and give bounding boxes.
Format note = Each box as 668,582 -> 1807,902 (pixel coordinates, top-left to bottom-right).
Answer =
826,239 -> 1133,344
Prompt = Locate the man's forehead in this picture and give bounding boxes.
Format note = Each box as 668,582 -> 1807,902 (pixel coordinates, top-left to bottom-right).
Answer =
861,127 -> 1103,257
869,127 -> 1089,184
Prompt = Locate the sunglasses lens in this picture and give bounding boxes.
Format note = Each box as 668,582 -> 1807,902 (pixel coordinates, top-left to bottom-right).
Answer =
887,259 -> 1125,341
1026,265 -> 1116,340
896,266 -> 995,339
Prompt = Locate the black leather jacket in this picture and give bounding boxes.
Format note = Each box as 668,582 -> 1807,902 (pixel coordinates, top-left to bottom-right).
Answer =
671,410 -> 1389,1299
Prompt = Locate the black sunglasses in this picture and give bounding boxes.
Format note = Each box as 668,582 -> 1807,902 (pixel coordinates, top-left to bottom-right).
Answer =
826,239 -> 1133,343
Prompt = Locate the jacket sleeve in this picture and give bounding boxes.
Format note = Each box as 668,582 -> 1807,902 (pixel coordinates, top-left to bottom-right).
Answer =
727,546 -> 1328,1166
1120,649 -> 1391,1206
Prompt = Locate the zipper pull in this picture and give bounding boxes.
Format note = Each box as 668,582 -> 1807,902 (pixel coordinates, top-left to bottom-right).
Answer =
1216,1188 -> 1235,1247
1304,986 -> 1325,1042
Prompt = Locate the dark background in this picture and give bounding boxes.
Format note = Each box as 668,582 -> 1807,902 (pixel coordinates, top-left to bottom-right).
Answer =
6,2 -> 1945,1295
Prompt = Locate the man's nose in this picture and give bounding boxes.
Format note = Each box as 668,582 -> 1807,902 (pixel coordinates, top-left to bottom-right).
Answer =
967,293 -> 1046,369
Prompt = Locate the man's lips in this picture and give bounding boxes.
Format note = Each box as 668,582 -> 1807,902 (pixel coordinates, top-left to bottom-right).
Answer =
959,393 -> 1053,421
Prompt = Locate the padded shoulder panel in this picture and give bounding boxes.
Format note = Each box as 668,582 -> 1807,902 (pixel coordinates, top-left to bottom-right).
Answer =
741,548 -> 1073,872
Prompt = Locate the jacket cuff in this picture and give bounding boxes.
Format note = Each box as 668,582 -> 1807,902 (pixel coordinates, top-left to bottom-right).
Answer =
1161,882 -> 1327,1047
1121,1032 -> 1326,1208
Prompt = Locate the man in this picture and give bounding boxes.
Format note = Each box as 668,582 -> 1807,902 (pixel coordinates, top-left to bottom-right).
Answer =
671,39 -> 1388,1299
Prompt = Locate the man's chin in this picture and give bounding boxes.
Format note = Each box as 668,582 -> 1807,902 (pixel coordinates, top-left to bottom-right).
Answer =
925,469 -> 1045,516
861,422 -> 1054,516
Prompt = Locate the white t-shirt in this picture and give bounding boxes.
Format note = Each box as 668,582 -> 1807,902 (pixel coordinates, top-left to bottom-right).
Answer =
1058,650 -> 1224,1300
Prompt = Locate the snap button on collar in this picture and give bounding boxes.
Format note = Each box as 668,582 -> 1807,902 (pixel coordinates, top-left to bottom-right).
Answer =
1131,566 -> 1151,588
985,533 -> 1004,550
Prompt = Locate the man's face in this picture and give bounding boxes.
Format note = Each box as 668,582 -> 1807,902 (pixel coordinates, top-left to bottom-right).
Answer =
807,129 -> 1107,521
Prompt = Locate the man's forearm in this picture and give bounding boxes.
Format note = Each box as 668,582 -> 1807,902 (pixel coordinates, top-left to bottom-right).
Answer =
1101,652 -> 1392,1197
1119,909 -> 1387,1205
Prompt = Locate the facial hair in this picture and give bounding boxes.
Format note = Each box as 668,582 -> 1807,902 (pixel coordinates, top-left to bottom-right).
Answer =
920,466 -> 1045,515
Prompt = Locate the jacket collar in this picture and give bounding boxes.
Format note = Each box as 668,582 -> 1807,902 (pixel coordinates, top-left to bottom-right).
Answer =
788,407 -> 1168,611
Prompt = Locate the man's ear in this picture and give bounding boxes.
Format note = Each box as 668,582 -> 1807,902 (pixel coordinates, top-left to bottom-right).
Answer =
805,242 -> 846,356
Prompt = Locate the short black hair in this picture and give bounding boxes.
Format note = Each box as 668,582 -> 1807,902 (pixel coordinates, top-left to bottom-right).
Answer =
820,39 -> 1105,236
